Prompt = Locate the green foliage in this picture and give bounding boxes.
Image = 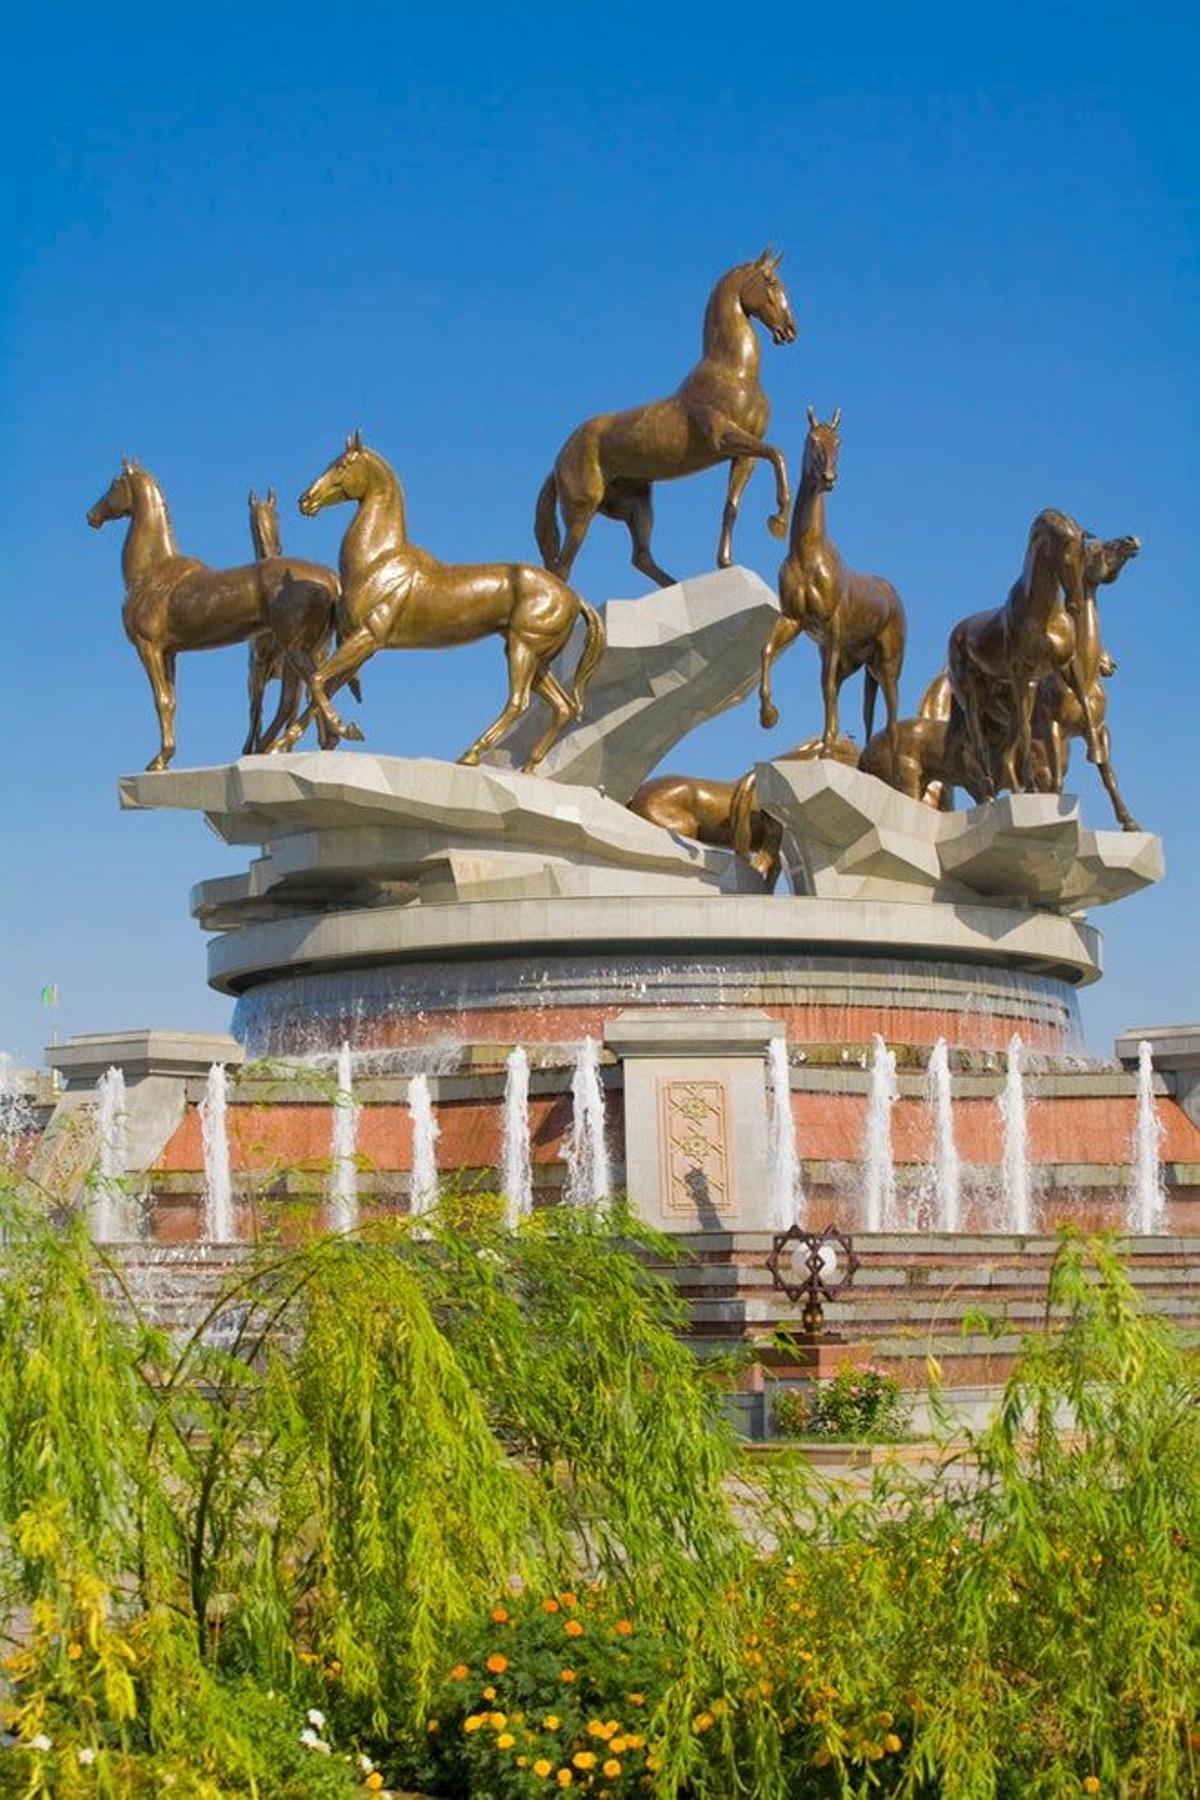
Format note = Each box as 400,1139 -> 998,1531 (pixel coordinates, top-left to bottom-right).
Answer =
0,1175 -> 1195,1797
771,1364 -> 910,1440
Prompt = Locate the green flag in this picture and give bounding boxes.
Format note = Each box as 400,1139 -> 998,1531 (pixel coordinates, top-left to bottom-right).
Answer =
39,983 -> 58,1008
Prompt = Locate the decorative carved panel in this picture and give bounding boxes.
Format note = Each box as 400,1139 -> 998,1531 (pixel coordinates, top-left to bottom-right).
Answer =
658,1079 -> 733,1216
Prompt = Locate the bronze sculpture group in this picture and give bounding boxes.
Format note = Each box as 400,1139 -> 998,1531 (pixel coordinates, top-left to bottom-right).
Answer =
89,249 -> 1144,855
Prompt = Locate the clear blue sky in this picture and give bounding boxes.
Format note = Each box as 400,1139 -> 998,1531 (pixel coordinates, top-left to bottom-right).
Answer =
2,2 -> 1196,1065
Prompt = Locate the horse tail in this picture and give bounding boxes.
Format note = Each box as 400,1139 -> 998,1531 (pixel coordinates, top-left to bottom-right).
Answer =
863,670 -> 879,743
568,600 -> 605,718
729,771 -> 758,860
535,471 -> 561,568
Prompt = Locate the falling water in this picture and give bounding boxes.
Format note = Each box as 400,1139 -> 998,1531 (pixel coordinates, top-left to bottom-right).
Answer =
863,1034 -> 898,1232
199,1063 -> 235,1243
999,1034 -> 1032,1235
1128,1039 -> 1167,1235
92,1065 -> 129,1242
767,1036 -> 804,1229
329,1041 -> 359,1233
407,1073 -> 440,1217
501,1046 -> 533,1228
563,1037 -> 611,1207
926,1038 -> 961,1233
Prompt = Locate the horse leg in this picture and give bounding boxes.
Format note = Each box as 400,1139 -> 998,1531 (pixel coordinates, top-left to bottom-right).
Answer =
459,634 -> 539,765
243,638 -> 273,754
758,616 -> 801,729
820,646 -> 843,750
135,638 -> 176,772
1012,679 -> 1037,791
697,416 -> 790,539
717,457 -> 756,568
522,666 -> 577,770
274,625 -> 378,752
603,480 -> 675,588
1094,725 -> 1140,831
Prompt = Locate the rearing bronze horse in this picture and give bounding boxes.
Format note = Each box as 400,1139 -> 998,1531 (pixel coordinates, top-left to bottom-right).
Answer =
86,459 -> 341,770
275,435 -> 605,769
534,250 -> 797,587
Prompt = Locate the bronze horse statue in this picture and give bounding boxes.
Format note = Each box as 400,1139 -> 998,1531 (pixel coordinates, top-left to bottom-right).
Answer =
628,771 -> 783,888
858,670 -> 985,810
243,487 -> 353,755
758,408 -> 907,755
87,459 -> 343,770
275,435 -> 605,769
534,250 -> 797,587
947,508 -> 1098,796
1027,532 -> 1140,827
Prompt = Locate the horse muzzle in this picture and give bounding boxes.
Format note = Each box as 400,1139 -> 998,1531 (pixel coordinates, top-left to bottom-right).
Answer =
773,319 -> 798,345
86,505 -> 106,529
298,489 -> 322,517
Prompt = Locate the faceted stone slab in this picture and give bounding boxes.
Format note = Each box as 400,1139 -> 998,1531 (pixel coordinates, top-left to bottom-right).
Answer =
755,757 -> 1163,914
482,565 -> 780,800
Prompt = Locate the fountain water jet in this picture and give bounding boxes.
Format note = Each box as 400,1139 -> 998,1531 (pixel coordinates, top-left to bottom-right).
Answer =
0,1054 -> 34,1161
767,1036 -> 803,1229
329,1041 -> 359,1233
926,1038 -> 961,1233
199,1063 -> 235,1242
863,1034 -> 898,1232
92,1066 -> 129,1242
407,1073 -> 440,1217
999,1034 -> 1032,1234
1128,1039 -> 1167,1235
563,1037 -> 611,1207
501,1046 -> 533,1228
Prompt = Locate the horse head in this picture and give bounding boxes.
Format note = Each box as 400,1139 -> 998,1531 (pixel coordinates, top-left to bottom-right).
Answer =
741,247 -> 797,345
1084,533 -> 1140,593
299,430 -> 372,515
249,486 -> 282,558
802,406 -> 842,491
87,455 -> 139,529
1029,508 -> 1089,612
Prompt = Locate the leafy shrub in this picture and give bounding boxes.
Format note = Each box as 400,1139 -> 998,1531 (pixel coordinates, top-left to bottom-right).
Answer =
771,1364 -> 910,1440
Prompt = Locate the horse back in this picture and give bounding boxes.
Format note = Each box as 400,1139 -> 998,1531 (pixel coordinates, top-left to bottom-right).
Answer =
576,396 -> 713,484
160,561 -> 272,650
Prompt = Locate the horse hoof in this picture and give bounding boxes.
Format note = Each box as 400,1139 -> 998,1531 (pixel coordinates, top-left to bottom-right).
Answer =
1122,818 -> 1142,833
146,754 -> 170,772
767,513 -> 788,540
760,703 -> 779,730
459,749 -> 481,766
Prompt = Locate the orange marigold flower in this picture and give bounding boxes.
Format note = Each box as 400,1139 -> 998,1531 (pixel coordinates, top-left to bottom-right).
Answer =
564,1619 -> 584,1638
365,1777 -> 384,1793
483,1686 -> 497,1700
573,1751 -> 597,1770
627,1693 -> 645,1706
560,1668 -> 577,1683
560,1592 -> 578,1609
464,1714 -> 484,1733
492,1606 -> 509,1623
884,1733 -> 902,1753
66,1643 -> 83,1662
615,1619 -> 634,1636
812,1746 -> 833,1768
543,1714 -> 561,1730
543,1598 -> 561,1613
497,1732 -> 516,1749
1083,1782 -> 1101,1796
427,1719 -> 440,1733
557,1772 -> 573,1789
603,1760 -> 622,1779
487,1653 -> 509,1674
533,1760 -> 554,1778
489,1712 -> 507,1729
694,1712 -> 715,1733
449,1663 -> 469,1681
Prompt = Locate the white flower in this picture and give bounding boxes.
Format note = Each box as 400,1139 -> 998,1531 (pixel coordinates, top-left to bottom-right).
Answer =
300,1728 -> 321,1748
77,1748 -> 97,1766
306,1708 -> 326,1730
28,1734 -> 52,1753
357,1753 -> 375,1772
314,1740 -> 331,1755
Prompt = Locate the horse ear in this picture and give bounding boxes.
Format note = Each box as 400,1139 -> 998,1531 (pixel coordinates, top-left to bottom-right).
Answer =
757,244 -> 775,267
806,406 -> 818,430
121,454 -> 134,475
267,486 -> 277,506
351,428 -> 363,451
831,406 -> 842,428
248,488 -> 257,506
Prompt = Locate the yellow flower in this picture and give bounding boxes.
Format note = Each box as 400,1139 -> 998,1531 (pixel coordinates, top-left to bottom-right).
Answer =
449,1663 -> 469,1681
624,1734 -> 645,1750
497,1732 -> 516,1749
487,1653 -> 509,1674
483,1686 -> 496,1700
812,1746 -> 833,1768
587,1720 -> 607,1738
1083,1782 -> 1101,1796
615,1618 -> 634,1636
573,1751 -> 597,1770
492,1606 -> 509,1623
564,1619 -> 584,1638
557,1772 -> 573,1789
298,1650 -> 319,1665
627,1693 -> 645,1706
694,1712 -> 715,1733
603,1760 -> 622,1779
884,1733 -> 902,1753
66,1643 -> 83,1662
560,1668 -> 577,1683
365,1777 -> 384,1793
543,1715 -> 561,1730
464,1714 -> 484,1733
489,1712 -> 507,1729
533,1759 -> 554,1778
427,1719 -> 440,1733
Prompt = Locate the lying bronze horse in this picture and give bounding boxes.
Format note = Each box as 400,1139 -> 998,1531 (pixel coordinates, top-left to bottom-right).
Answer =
535,250 -> 796,587
275,435 -> 605,769
758,408 -> 907,754
947,508 -> 1098,795
628,771 -> 783,887
87,459 -> 340,770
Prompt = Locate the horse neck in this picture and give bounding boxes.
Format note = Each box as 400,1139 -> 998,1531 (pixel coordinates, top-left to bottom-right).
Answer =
789,461 -> 827,552
1071,587 -> 1102,682
123,474 -> 179,585
341,456 -> 409,578
701,271 -> 760,379
1021,534 -> 1071,626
